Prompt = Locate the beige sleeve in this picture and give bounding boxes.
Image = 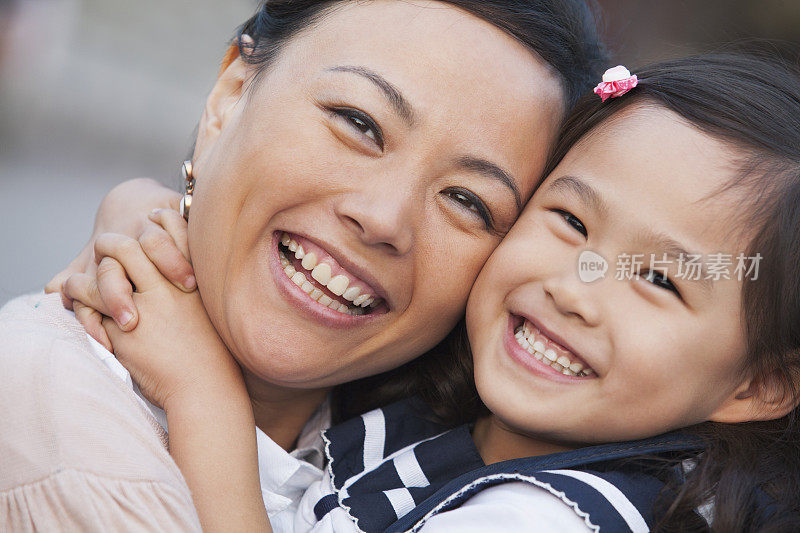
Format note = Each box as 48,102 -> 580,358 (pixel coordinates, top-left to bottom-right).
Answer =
0,295 -> 202,532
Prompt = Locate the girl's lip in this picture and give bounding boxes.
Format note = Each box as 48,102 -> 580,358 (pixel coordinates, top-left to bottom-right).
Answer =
502,315 -> 595,383
268,232 -> 387,329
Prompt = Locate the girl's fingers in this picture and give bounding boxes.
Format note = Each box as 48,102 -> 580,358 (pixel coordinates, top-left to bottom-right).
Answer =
62,273 -> 107,316
94,233 -> 162,293
138,220 -> 196,292
148,208 -> 191,261
46,248 -> 97,311
73,301 -> 113,353
95,256 -> 139,331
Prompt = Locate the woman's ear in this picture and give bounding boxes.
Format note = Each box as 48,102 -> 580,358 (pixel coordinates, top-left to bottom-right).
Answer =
709,365 -> 800,423
193,37 -> 253,166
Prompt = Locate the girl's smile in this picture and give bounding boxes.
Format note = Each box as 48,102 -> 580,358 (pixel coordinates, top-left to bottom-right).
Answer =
507,314 -> 597,382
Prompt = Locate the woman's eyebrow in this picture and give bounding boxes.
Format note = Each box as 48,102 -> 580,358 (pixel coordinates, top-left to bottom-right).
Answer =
327,65 -> 415,125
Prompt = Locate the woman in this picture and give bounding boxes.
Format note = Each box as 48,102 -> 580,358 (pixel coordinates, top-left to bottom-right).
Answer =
0,0 -> 604,531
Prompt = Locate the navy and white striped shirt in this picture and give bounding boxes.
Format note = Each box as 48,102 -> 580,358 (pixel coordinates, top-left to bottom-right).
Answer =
301,398 -> 707,532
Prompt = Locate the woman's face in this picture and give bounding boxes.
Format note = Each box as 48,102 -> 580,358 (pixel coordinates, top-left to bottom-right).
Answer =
468,106 -> 763,446
189,0 -> 564,388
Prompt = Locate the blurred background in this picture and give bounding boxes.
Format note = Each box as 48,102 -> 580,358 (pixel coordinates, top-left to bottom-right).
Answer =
1,0 -> 798,305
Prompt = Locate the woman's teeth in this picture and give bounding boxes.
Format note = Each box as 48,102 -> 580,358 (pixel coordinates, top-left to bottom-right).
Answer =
279,233 -> 381,315
514,321 -> 595,377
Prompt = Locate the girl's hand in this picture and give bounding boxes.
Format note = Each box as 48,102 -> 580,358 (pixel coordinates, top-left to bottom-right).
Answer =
63,207 -> 195,352
63,230 -> 237,411
46,179 -> 194,343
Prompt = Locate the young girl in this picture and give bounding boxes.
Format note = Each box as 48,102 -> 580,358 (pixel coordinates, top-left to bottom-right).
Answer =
69,53 -> 800,531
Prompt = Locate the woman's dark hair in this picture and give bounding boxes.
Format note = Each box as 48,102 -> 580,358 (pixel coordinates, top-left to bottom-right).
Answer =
231,0 -> 607,421
536,53 -> 800,531
237,0 -> 606,117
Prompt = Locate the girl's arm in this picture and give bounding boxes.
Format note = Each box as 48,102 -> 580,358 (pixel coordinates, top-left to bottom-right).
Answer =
63,226 -> 270,533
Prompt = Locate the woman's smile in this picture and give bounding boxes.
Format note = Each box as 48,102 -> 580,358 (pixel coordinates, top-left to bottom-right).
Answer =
271,231 -> 389,326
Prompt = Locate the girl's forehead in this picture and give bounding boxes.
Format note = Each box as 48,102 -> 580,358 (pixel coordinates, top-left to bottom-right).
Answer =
530,106 -> 750,251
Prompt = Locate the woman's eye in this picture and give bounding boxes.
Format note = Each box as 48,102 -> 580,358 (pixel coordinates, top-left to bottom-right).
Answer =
450,191 -> 479,213
444,188 -> 493,228
331,107 -> 384,150
555,209 -> 587,238
642,270 -> 681,296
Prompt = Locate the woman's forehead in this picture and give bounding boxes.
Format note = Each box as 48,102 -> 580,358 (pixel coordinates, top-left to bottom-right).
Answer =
275,0 -> 564,107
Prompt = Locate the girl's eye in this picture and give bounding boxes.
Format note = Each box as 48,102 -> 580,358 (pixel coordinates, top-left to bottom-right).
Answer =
444,187 -> 493,228
555,209 -> 587,238
641,270 -> 681,297
330,107 -> 384,150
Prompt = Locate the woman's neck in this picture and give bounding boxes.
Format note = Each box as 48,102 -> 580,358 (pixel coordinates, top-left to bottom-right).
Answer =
472,414 -> 577,465
243,370 -> 331,451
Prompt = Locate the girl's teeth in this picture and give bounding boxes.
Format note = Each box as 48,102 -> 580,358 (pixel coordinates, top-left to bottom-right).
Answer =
513,322 -> 595,378
279,234 -> 383,314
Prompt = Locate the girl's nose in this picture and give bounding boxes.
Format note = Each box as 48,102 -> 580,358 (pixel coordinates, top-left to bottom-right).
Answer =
542,273 -> 601,327
334,184 -> 415,255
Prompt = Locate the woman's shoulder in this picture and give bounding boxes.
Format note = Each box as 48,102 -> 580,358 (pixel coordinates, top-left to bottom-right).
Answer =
0,292 -> 181,488
0,293 -> 200,530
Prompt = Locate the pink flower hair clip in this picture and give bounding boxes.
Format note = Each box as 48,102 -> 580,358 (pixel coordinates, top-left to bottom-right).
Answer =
593,65 -> 638,102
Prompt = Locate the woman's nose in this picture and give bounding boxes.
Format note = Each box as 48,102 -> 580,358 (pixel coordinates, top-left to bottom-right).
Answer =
334,185 -> 415,255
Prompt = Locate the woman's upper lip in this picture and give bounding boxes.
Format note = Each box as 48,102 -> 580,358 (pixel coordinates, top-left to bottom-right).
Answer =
283,231 -> 391,306
513,311 -> 594,370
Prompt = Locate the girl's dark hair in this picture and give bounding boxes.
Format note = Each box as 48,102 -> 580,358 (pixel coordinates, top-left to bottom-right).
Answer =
541,53 -> 800,531
237,0 -> 606,117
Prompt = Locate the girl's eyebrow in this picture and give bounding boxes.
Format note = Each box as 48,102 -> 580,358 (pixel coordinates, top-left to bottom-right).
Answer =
548,175 -> 608,218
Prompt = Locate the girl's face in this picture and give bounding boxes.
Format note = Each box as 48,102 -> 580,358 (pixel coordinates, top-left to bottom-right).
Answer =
468,106 -> 759,445
189,0 -> 563,389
